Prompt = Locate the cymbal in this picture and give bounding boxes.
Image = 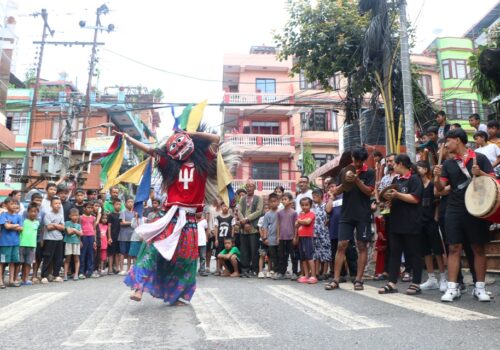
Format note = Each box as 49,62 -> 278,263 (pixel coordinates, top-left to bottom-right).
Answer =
380,184 -> 398,201
340,165 -> 356,192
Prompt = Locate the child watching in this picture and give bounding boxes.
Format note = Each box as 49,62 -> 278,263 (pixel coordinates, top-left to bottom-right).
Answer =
311,188 -> 331,280
80,202 -> 97,279
118,197 -> 135,275
64,208 -> 82,281
18,204 -> 40,285
146,198 -> 161,223
107,199 -> 122,274
28,193 -> 44,284
295,197 -> 317,284
196,212 -> 209,276
128,212 -> 143,268
257,204 -> 270,278
97,213 -> 110,274
41,196 -> 65,284
74,189 -> 86,215
274,192 -> 297,280
0,197 -> 23,288
217,237 -> 241,277
262,193 -> 279,278
214,203 -> 235,256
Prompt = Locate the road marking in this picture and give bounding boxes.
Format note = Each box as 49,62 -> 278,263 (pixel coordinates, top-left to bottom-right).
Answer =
192,288 -> 270,340
62,290 -> 138,347
0,292 -> 68,333
348,285 -> 497,321
265,285 -> 388,330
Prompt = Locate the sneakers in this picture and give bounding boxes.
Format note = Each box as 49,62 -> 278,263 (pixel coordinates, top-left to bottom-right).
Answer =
273,273 -> 285,280
420,277 -> 439,290
267,271 -> 275,279
441,282 -> 461,302
91,272 -> 100,278
439,278 -> 448,293
291,273 -> 298,281
73,275 -> 79,281
472,282 -> 491,302
21,280 -> 33,286
258,272 -> 265,279
118,270 -> 128,276
41,277 -> 49,284
53,277 -> 64,283
297,276 -> 308,283
78,274 -> 86,279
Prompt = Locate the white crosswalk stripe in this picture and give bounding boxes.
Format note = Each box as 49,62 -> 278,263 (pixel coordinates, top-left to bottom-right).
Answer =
0,292 -> 68,333
265,285 -> 389,330
345,285 -> 497,322
192,288 -> 270,340
61,290 -> 138,347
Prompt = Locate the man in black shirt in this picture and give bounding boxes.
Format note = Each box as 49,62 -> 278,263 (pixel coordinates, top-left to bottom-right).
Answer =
330,146 -> 375,291
434,128 -> 493,302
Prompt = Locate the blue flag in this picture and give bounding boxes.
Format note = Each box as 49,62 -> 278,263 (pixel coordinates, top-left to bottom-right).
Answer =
134,160 -> 152,217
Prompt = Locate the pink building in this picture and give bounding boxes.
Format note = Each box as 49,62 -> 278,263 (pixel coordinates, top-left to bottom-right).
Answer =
222,46 -> 343,194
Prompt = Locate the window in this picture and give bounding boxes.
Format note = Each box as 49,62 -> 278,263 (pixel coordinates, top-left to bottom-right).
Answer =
302,110 -> 338,131
6,112 -> 28,135
251,162 -> 279,180
418,75 -> 433,96
313,154 -> 334,168
445,99 -> 478,119
255,79 -> 276,94
0,159 -> 23,182
251,121 -> 280,134
441,59 -> 471,80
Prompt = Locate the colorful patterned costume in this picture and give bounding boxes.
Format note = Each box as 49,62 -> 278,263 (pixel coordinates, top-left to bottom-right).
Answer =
124,132 -> 216,304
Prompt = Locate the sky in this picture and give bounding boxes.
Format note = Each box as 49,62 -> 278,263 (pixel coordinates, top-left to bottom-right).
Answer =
3,0 -> 499,138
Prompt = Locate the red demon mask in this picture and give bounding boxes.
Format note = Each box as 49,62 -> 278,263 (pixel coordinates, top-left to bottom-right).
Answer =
165,131 -> 195,161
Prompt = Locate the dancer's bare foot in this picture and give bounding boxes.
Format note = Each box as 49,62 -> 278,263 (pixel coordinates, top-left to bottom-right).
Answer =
230,272 -> 240,278
130,290 -> 142,302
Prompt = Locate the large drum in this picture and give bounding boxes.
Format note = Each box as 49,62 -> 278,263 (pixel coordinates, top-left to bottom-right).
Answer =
465,176 -> 500,223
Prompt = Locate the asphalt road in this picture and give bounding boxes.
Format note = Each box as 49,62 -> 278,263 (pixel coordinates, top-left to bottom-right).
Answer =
1,270 -> 500,350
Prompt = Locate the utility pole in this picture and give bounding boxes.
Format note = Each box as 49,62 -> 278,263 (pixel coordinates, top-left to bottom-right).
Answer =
399,0 -> 416,161
59,99 -> 74,178
83,4 -> 114,146
22,9 -> 54,198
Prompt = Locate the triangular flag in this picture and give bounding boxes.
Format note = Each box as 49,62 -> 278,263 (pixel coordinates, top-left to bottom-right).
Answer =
134,159 -> 152,217
186,99 -> 208,132
178,104 -> 193,130
105,157 -> 150,189
216,150 -> 234,206
101,136 -> 125,187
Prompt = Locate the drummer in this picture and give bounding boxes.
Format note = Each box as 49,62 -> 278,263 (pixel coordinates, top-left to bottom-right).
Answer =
327,146 -> 375,291
434,128 -> 494,302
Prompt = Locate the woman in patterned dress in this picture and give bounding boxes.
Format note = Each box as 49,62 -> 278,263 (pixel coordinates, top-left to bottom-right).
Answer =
114,129 -> 219,305
311,188 -> 331,279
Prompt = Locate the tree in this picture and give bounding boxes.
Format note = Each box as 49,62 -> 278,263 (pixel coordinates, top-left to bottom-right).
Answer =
302,143 -> 316,176
151,88 -> 164,102
24,68 -> 36,86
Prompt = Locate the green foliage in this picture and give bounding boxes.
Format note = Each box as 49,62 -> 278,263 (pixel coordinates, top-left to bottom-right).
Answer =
469,49 -> 498,101
151,88 -> 164,102
275,0 -> 370,95
302,143 -> 316,176
24,68 -> 36,86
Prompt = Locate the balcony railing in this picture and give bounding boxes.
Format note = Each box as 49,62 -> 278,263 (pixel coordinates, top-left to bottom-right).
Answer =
232,179 -> 296,193
223,92 -> 294,105
225,134 -> 294,147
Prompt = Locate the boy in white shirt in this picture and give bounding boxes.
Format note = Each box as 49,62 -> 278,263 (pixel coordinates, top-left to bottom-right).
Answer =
196,212 -> 209,276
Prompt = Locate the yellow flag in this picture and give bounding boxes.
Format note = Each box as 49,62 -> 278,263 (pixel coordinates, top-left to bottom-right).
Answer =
103,141 -> 125,190
104,157 -> 149,190
186,99 -> 208,132
217,150 -> 233,206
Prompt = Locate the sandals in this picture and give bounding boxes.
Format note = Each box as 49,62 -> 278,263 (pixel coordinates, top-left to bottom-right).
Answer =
0,283 -> 5,289
401,272 -> 412,282
406,284 -> 422,296
353,280 -> 364,291
378,283 -> 398,294
324,280 -> 340,291
374,273 -> 388,281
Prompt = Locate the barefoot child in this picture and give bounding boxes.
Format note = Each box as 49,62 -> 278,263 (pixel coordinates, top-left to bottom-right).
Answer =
64,208 -> 82,281
217,237 -> 241,277
295,197 -> 317,284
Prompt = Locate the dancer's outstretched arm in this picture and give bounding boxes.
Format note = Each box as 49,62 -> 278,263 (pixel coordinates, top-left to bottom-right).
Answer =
112,130 -> 151,154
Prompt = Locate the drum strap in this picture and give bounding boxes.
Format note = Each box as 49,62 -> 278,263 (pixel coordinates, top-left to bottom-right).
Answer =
455,159 -> 472,190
